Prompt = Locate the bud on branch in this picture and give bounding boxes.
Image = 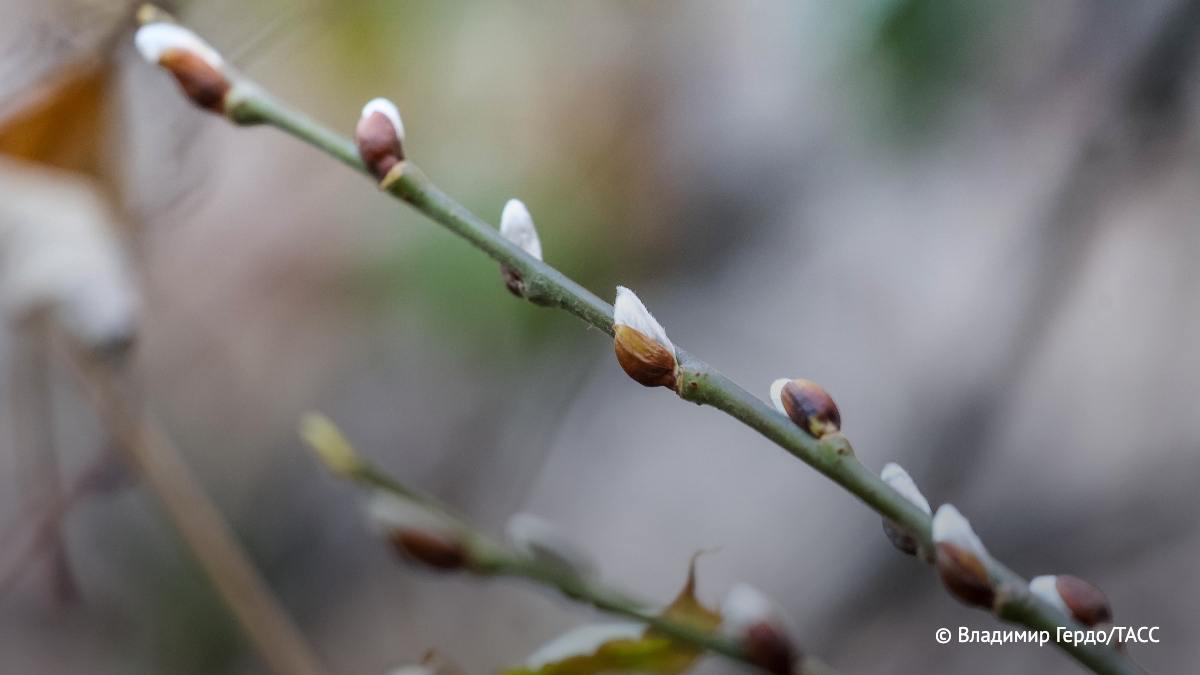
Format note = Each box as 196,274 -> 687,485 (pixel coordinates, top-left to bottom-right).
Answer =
721,584 -> 801,675
1030,575 -> 1114,628
366,492 -> 468,571
879,463 -> 931,558
933,505 -> 995,610
769,378 -> 840,438
505,512 -> 592,578
135,22 -> 230,113
498,199 -> 542,297
357,98 -> 406,180
612,286 -> 678,389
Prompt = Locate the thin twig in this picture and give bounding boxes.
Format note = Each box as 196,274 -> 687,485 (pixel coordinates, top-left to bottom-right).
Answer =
307,422 -> 838,675
8,314 -> 78,604
141,10 -> 1145,674
59,341 -> 328,675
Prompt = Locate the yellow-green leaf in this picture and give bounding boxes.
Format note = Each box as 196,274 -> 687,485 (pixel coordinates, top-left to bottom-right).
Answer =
505,555 -> 721,675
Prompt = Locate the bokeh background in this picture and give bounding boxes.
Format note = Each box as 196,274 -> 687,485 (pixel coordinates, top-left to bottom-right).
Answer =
2,1 -> 1199,673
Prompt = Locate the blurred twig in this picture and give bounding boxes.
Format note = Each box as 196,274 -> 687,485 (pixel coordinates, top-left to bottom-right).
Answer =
58,342 -> 328,675
302,417 -> 839,675
7,314 -> 78,605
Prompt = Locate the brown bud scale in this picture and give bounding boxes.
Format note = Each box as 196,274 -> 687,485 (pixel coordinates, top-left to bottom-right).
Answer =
159,50 -> 229,113
742,622 -> 799,675
614,324 -> 677,389
356,111 -> 404,180
389,530 -> 467,570
882,518 -> 919,557
1056,575 -> 1113,627
501,265 -> 524,297
936,542 -> 995,609
779,379 -> 840,437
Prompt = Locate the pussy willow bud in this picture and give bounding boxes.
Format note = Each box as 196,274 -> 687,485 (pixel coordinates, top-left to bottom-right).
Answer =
505,512 -> 593,577
933,505 -> 995,609
720,584 -> 799,675
1030,575 -> 1113,627
880,462 -> 932,557
612,286 -> 677,389
135,23 -> 230,113
498,199 -> 543,296
357,98 -> 406,180
299,413 -> 365,478
769,378 -> 840,437
365,492 -> 466,570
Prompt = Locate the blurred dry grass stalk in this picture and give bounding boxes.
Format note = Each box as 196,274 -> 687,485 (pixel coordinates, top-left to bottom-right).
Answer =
0,4 -> 329,674
129,5 -> 1149,675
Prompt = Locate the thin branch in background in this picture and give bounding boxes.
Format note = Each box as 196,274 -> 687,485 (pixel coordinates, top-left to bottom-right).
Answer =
6,313 -> 78,605
0,450 -> 127,600
135,8 -> 1147,674
301,415 -> 837,675
57,339 -> 329,675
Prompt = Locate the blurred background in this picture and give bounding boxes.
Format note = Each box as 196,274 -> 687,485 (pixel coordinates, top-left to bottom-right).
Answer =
2,0 -> 1199,673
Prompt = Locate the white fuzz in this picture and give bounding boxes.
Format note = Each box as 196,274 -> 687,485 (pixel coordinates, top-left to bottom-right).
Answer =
505,512 -> 592,576
769,378 -> 790,415
0,161 -> 139,349
500,199 -> 542,260
361,97 -> 405,141
364,491 -> 456,537
613,286 -> 674,353
880,463 -> 932,516
932,504 -> 988,557
1029,575 -> 1070,615
525,622 -> 644,669
134,23 -> 223,68
720,583 -> 780,636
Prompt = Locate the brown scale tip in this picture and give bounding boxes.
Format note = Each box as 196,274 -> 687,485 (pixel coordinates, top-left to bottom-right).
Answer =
771,378 -> 840,437
389,530 -> 467,570
356,111 -> 404,180
159,49 -> 230,113
742,623 -> 799,675
936,542 -> 995,609
501,265 -> 525,297
614,324 -> 677,389
1056,575 -> 1113,627
882,519 -> 920,557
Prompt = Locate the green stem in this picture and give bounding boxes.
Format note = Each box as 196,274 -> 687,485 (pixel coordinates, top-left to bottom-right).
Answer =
219,67 -> 1141,675
343,463 -> 827,674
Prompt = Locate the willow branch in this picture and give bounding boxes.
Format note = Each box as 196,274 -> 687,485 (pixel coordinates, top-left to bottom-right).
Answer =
60,343 -> 328,675
303,418 -> 838,675
137,9 -> 1144,674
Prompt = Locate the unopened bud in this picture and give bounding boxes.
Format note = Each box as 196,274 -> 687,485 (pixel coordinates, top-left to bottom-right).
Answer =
769,378 -> 840,437
357,98 -> 406,180
505,512 -> 593,577
880,462 -> 931,557
933,505 -> 995,609
388,530 -> 467,570
365,492 -> 466,571
612,286 -> 677,389
135,23 -> 230,113
721,584 -> 799,675
1030,575 -> 1113,627
498,199 -> 543,297
299,414 -> 364,478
